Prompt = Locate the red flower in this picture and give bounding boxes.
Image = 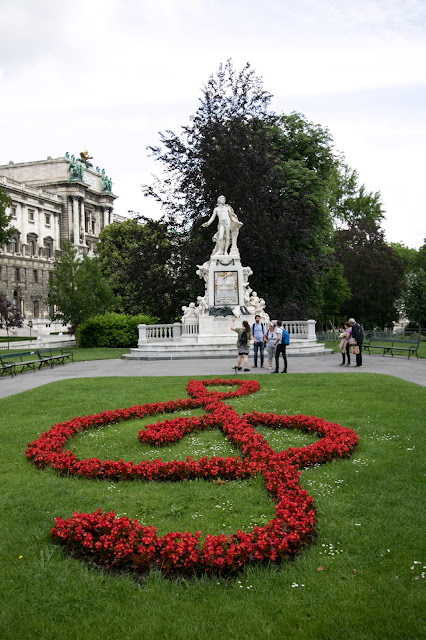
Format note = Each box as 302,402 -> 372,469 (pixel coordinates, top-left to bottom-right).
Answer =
28,378 -> 359,576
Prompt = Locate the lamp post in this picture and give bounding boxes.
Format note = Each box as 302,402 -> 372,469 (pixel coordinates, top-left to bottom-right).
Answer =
28,319 -> 33,340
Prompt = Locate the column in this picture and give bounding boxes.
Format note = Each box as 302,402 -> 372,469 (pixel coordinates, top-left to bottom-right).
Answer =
103,207 -> 109,229
72,197 -> 79,246
80,199 -> 85,246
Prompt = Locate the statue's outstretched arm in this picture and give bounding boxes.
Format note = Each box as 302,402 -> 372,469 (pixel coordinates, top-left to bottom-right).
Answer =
202,208 -> 217,228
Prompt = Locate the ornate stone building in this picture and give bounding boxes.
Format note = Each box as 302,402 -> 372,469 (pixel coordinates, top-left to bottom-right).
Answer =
0,154 -> 117,331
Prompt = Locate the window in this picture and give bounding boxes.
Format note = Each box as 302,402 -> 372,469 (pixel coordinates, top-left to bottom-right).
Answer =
11,206 -> 17,219
14,268 -> 20,282
33,270 -> 38,283
45,243 -> 52,258
28,209 -> 35,223
11,237 -> 17,254
45,214 -> 51,226
33,301 -> 40,318
92,220 -> 96,234
29,240 -> 36,256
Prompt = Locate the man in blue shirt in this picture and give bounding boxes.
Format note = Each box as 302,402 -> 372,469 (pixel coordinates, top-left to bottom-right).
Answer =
251,315 -> 266,368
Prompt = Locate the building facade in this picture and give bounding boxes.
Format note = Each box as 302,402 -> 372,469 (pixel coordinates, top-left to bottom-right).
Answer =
0,154 -> 117,332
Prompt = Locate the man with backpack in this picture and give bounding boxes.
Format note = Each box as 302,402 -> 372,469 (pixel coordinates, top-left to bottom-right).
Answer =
251,315 -> 266,368
272,320 -> 289,373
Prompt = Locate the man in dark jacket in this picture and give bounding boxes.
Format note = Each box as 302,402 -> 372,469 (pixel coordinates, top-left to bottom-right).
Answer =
348,318 -> 363,367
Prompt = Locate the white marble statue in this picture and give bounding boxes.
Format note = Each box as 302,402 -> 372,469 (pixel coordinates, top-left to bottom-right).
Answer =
195,295 -> 209,315
196,261 -> 209,287
182,302 -> 198,319
246,291 -> 267,315
202,195 -> 243,256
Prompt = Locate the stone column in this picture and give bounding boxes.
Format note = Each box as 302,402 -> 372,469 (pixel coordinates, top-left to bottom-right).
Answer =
103,207 -> 109,229
80,199 -> 85,247
307,319 -> 316,341
138,324 -> 148,346
72,197 -> 79,246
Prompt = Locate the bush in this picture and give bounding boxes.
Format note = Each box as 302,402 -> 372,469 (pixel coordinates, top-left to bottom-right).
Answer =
77,313 -> 158,348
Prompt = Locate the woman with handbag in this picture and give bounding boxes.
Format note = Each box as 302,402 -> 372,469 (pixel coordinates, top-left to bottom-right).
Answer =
339,322 -> 352,366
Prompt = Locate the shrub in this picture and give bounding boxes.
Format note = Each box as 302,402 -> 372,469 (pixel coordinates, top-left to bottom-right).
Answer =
77,313 -> 158,348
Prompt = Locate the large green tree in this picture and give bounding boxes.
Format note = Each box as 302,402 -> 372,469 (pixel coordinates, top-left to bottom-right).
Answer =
0,185 -> 16,253
333,216 -> 405,328
97,218 -> 178,322
143,61 -> 339,319
400,269 -> 426,331
47,241 -> 115,340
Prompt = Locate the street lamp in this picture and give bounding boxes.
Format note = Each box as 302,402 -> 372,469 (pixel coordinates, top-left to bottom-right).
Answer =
28,319 -> 33,340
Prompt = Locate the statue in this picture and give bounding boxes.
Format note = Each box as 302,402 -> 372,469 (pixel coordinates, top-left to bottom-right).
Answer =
247,291 -> 267,315
195,295 -> 208,315
182,302 -> 198,319
80,150 -> 93,167
69,159 -> 84,181
196,261 -> 209,286
202,195 -> 243,256
101,174 -> 113,192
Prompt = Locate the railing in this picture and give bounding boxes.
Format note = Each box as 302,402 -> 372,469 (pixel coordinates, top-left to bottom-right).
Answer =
139,319 -> 316,344
182,320 -> 199,336
280,320 -> 315,340
138,323 -> 182,344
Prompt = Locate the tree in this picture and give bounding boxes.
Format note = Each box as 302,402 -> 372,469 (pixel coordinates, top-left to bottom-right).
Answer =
333,218 -> 405,328
390,242 -> 419,272
0,293 -> 23,348
0,185 -> 16,253
143,60 -> 339,319
47,241 -> 115,341
400,269 -> 426,332
97,218 -> 178,321
317,262 -> 351,330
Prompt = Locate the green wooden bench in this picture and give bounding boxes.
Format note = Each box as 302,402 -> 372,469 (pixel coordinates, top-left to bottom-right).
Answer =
0,350 -> 48,376
38,348 -> 74,367
0,348 -> 74,376
364,337 -> 420,359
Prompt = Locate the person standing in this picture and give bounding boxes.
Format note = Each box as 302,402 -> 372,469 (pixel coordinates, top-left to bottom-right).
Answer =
231,318 -> 253,371
348,317 -> 363,367
251,315 -> 266,368
265,322 -> 278,370
338,322 -> 352,366
272,320 -> 288,373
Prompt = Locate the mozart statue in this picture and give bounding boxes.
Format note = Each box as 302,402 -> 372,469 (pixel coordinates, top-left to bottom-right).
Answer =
202,195 -> 243,256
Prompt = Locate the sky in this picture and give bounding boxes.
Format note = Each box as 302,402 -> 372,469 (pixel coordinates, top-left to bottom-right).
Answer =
0,0 -> 425,249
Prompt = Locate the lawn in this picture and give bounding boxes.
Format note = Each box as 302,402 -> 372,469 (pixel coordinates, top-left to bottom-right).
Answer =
323,338 -> 426,358
0,373 -> 424,640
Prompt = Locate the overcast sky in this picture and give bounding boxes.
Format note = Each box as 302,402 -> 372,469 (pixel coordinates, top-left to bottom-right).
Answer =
1,0 -> 425,248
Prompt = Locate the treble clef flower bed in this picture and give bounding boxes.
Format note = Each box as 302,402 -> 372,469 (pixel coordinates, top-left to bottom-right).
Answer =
26,378 -> 359,576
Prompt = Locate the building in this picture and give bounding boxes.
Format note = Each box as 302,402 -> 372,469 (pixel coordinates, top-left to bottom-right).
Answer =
0,154 -> 118,332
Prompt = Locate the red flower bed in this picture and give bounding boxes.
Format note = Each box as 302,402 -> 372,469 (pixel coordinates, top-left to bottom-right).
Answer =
26,378 -> 359,576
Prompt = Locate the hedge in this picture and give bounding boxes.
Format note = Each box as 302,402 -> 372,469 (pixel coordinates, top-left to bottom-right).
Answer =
77,313 -> 158,348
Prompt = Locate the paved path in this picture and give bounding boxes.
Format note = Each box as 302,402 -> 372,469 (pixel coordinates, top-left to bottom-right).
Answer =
0,353 -> 425,399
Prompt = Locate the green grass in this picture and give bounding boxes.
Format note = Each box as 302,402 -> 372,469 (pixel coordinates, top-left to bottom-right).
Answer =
323,338 -> 426,358
0,346 -> 126,361
0,374 -> 424,640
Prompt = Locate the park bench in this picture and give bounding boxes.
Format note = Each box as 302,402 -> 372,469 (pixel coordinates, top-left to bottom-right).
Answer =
0,348 -> 74,377
364,337 -> 420,359
38,348 -> 74,367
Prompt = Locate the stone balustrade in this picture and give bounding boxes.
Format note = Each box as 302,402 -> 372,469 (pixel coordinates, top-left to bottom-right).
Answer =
138,319 -> 315,344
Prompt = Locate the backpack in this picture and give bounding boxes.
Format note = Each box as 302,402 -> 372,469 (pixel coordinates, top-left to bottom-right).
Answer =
239,331 -> 248,346
281,329 -> 290,345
